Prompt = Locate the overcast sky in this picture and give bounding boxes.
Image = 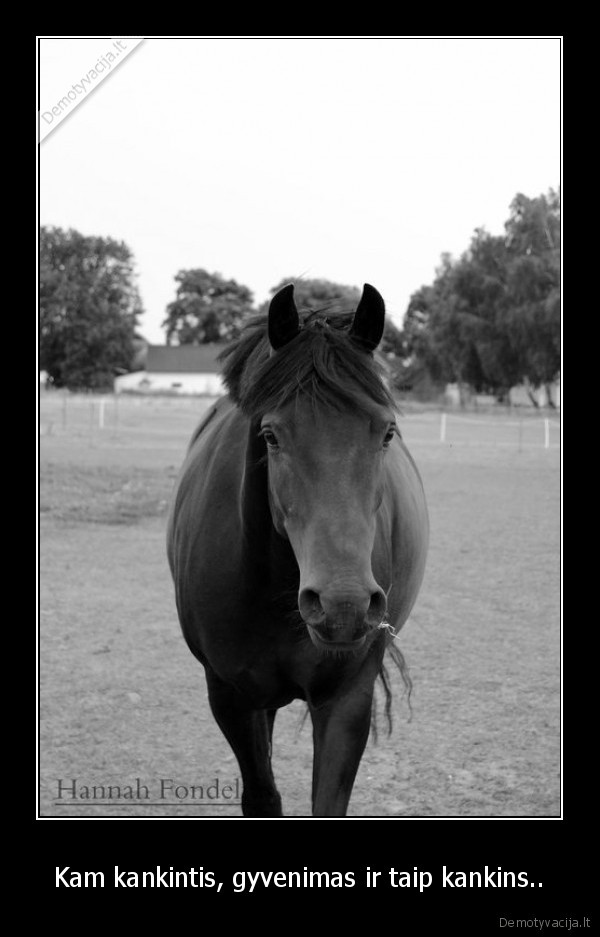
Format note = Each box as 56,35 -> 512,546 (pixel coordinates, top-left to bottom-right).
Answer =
39,36 -> 561,343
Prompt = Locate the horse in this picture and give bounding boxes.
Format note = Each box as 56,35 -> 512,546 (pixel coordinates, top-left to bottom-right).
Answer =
167,283 -> 429,817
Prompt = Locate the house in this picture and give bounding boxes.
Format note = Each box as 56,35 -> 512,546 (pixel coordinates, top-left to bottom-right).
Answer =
114,344 -> 225,396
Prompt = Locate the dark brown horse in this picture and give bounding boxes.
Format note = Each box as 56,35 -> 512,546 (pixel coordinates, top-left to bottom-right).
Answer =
167,284 -> 429,817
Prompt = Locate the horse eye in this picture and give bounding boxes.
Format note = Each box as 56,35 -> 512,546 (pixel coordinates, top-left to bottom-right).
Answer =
261,429 -> 279,448
383,428 -> 396,448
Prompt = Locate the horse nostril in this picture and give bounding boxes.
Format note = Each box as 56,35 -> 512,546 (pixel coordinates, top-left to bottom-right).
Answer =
368,588 -> 387,625
298,588 -> 325,624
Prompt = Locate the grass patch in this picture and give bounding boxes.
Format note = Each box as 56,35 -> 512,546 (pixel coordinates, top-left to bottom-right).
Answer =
40,462 -> 177,524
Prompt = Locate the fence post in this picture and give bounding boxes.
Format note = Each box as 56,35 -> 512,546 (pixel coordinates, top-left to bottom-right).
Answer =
518,419 -> 523,453
544,418 -> 550,449
99,398 -> 106,429
440,412 -> 447,443
62,392 -> 67,430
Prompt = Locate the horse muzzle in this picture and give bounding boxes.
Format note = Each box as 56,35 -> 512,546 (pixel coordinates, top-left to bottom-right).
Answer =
299,587 -> 387,651
307,624 -> 368,652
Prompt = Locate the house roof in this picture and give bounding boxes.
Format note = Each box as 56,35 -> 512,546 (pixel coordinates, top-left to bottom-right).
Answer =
146,344 -> 224,374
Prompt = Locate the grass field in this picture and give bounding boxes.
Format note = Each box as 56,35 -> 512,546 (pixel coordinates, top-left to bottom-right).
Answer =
39,392 -> 561,818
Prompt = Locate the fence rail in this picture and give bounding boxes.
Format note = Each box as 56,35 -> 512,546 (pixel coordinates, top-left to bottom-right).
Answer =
434,411 -> 559,449
39,393 -> 561,451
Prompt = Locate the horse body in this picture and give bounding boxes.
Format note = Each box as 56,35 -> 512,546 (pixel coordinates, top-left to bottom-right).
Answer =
167,284 -> 429,817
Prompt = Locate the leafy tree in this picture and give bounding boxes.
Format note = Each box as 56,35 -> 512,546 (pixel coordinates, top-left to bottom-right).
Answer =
504,191 -> 560,405
401,189 -> 560,405
505,189 -> 560,255
379,317 -> 404,358
131,333 -> 149,372
163,269 -> 254,345
402,258 -> 460,385
267,277 -> 360,314
40,227 -> 142,390
401,253 -> 492,401
449,230 -> 521,399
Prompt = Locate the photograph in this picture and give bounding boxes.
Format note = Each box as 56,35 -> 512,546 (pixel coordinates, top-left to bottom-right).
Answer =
38,35 -> 561,822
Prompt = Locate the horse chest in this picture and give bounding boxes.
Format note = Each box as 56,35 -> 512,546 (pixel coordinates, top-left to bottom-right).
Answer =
208,636 -> 304,709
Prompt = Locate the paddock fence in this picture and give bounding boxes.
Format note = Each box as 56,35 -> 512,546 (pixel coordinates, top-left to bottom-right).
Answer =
39,392 -> 561,452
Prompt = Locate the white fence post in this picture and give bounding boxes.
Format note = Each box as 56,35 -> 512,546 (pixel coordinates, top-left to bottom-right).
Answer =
99,398 -> 106,429
440,412 -> 447,443
544,418 -> 550,449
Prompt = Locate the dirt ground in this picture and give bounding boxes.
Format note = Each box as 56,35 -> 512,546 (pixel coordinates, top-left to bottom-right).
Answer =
39,395 -> 560,818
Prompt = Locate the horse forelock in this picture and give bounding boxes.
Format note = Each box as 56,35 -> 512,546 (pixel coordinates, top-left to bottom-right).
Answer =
218,311 -> 396,418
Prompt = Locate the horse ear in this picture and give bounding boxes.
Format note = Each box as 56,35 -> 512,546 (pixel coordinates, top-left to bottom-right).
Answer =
268,284 -> 300,351
349,283 -> 385,352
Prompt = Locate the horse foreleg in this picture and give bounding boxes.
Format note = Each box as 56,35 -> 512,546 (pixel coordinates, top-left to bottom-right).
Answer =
309,687 -> 374,817
205,670 -> 283,817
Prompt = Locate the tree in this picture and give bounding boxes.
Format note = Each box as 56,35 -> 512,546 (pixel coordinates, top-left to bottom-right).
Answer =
266,277 -> 360,314
504,191 -> 560,405
401,253 -> 493,402
163,269 -> 254,345
40,227 -> 142,390
400,189 -> 560,405
266,277 -> 403,356
401,259 -> 458,386
448,230 -> 521,400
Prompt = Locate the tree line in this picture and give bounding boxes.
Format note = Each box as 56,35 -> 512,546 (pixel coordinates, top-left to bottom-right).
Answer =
39,188 -> 559,399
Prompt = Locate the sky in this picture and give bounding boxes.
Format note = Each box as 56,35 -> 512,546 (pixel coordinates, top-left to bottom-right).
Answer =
39,36 -> 561,344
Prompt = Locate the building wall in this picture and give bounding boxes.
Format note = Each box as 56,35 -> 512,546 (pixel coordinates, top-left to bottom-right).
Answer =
114,371 -> 224,396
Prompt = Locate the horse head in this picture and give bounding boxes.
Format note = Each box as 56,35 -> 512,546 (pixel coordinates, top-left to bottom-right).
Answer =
262,283 -> 396,651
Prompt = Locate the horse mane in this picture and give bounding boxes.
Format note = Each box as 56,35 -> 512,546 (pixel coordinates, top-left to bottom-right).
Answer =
218,308 -> 396,417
